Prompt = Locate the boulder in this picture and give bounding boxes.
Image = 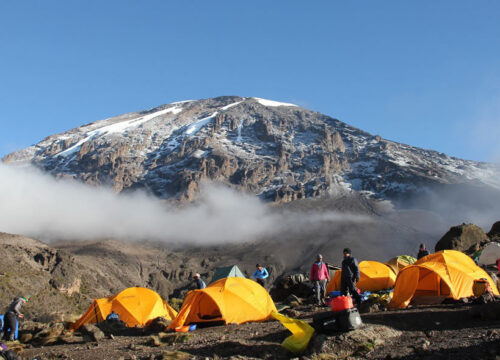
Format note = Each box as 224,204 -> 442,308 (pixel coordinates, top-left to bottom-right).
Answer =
270,274 -> 312,301
358,302 -> 381,314
435,223 -> 489,254
30,322 -> 65,346
80,324 -> 105,342
311,324 -> 401,357
147,317 -> 171,333
488,221 -> 500,242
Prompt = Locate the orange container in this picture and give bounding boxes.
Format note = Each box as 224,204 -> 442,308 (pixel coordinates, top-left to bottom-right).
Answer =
331,295 -> 353,313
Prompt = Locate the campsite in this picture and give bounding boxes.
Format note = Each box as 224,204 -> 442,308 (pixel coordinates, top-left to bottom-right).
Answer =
2,2 -> 500,359
0,222 -> 499,360
14,294 -> 500,359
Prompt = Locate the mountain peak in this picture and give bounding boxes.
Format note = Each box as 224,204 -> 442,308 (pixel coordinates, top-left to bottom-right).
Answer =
3,96 -> 498,202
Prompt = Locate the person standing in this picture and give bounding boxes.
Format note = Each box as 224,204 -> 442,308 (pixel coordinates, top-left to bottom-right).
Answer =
1,295 -> 29,341
252,264 -> 269,287
193,273 -> 206,289
310,254 -> 330,305
417,243 -> 430,260
341,248 -> 362,306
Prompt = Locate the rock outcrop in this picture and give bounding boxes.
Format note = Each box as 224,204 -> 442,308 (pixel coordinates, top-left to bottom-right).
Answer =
487,221 -> 500,242
4,96 -> 498,203
435,223 -> 490,254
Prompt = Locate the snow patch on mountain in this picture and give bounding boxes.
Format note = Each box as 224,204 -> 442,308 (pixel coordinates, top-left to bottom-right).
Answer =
185,112 -> 218,135
57,105 -> 183,157
253,97 -> 298,107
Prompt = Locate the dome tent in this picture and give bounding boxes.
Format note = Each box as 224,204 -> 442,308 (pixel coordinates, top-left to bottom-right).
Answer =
71,287 -> 177,330
326,261 -> 396,293
385,255 -> 417,275
210,265 -> 246,283
478,242 -> 500,266
167,277 -> 276,329
389,250 -> 499,309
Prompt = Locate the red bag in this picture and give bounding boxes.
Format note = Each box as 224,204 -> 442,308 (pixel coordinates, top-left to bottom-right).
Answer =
331,295 -> 354,313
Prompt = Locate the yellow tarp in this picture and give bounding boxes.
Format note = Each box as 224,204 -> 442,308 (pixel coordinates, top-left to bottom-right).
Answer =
167,277 -> 277,329
271,311 -> 314,353
71,287 -> 177,330
326,260 -> 396,293
389,250 -> 500,309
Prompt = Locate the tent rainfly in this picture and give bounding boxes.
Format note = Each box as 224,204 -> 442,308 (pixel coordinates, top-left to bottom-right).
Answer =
167,277 -> 277,330
389,250 -> 499,309
71,287 -> 177,330
326,260 -> 396,294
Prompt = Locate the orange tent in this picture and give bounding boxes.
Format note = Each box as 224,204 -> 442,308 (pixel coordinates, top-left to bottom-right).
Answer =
71,287 -> 177,330
389,250 -> 499,309
326,261 -> 396,293
167,277 -> 277,329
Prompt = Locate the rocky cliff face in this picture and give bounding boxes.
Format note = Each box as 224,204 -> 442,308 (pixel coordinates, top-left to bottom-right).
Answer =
4,96 -> 498,202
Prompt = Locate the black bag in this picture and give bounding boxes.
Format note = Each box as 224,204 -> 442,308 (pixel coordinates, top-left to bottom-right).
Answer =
312,311 -> 339,333
337,308 -> 362,331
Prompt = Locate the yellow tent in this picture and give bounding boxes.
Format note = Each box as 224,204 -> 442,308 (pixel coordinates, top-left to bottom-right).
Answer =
326,261 -> 396,294
389,250 -> 500,309
385,255 -> 417,275
167,277 -> 277,329
71,287 -> 177,330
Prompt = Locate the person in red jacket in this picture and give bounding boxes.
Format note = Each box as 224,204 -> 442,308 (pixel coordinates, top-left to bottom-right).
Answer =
310,254 -> 330,305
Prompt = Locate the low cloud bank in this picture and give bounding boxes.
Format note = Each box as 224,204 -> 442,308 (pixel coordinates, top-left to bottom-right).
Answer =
0,164 -> 370,243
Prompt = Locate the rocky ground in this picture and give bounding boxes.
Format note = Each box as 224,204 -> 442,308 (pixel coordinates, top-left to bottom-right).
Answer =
8,302 -> 500,360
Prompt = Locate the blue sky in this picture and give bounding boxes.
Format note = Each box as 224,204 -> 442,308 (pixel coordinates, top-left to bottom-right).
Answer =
1,1 -> 499,161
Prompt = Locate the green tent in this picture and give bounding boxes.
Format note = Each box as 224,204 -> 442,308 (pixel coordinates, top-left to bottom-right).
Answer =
210,265 -> 246,283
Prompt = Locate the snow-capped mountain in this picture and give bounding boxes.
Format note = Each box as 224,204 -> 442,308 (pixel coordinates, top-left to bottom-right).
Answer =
4,96 -> 499,202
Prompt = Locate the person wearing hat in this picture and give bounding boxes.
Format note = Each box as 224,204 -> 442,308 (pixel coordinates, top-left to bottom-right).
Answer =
252,264 -> 269,288
193,273 -> 206,290
1,295 -> 29,341
310,254 -> 330,305
341,248 -> 362,306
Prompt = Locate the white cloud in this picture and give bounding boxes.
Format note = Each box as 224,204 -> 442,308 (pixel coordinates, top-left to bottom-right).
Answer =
0,164 -> 371,243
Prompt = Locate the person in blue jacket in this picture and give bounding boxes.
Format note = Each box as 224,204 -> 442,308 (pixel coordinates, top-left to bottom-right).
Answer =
252,264 -> 269,288
106,311 -> 120,322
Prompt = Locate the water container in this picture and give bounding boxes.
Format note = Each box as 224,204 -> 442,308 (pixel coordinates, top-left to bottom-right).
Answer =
331,295 -> 354,313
